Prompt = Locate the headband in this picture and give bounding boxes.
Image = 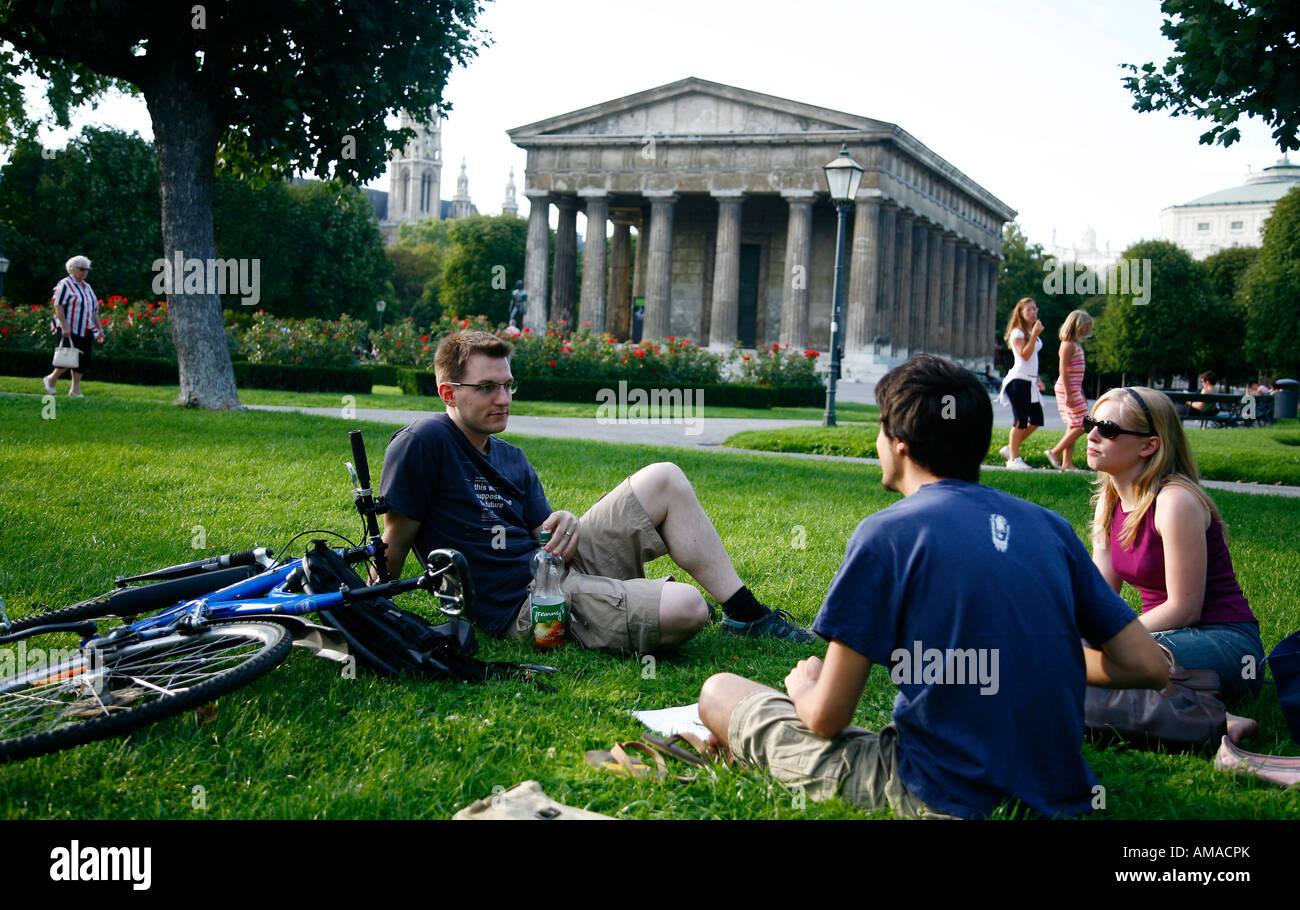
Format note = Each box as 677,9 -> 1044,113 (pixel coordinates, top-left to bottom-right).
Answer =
1124,387 -> 1155,435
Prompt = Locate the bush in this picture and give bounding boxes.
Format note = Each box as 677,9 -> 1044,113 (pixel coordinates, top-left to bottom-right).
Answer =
728,342 -> 826,389
509,326 -> 726,386
237,311 -> 368,369
0,347 -> 178,384
99,295 -> 175,359
0,303 -> 53,351
232,362 -> 372,394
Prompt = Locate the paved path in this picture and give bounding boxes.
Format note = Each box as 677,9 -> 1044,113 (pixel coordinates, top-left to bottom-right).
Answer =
248,403 -> 1300,499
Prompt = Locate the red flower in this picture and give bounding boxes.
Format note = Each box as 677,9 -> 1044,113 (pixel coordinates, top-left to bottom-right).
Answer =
419,334 -> 430,342
31,305 -> 40,312
771,343 -> 780,352
294,356 -> 301,361
743,355 -> 751,361
548,359 -> 556,367
523,327 -> 530,334
461,319 -> 469,327
803,349 -> 819,358
633,349 -> 645,358
666,336 -> 675,342
605,337 -> 616,344
422,345 -> 429,352
150,316 -> 162,324
1,327 -> 7,334
100,318 -> 109,326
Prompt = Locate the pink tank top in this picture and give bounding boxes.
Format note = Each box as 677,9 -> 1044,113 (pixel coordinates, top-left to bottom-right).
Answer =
1108,494 -> 1255,625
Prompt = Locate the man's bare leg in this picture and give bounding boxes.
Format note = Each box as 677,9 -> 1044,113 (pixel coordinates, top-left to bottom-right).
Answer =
699,672 -> 777,748
628,462 -> 743,603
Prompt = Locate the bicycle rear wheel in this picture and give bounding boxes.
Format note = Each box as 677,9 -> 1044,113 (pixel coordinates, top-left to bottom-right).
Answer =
0,620 -> 291,764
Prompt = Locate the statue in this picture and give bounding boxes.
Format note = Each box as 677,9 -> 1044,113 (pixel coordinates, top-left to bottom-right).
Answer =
509,280 -> 528,328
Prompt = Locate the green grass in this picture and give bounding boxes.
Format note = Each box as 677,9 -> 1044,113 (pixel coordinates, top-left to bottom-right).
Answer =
0,392 -> 1297,819
725,421 -> 1300,487
0,374 -> 877,422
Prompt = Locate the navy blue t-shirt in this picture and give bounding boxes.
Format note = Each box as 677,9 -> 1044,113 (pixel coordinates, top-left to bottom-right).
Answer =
379,415 -> 552,636
812,479 -> 1135,819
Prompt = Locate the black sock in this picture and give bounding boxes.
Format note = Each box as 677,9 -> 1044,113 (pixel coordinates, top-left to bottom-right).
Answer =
721,586 -> 767,622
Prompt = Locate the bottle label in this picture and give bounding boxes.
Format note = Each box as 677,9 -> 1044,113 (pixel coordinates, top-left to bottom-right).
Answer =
531,593 -> 568,649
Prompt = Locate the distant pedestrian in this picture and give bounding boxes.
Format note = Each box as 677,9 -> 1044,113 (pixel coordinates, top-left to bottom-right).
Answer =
1045,310 -> 1093,470
997,297 -> 1046,470
42,255 -> 103,398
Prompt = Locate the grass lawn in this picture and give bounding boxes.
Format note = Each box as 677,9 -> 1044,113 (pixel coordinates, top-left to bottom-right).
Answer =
1,392 -> 1297,820
0,374 -> 877,422
725,421 -> 1300,487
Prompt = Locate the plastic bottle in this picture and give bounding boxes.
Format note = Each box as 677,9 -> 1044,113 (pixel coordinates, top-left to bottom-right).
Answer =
530,530 -> 568,651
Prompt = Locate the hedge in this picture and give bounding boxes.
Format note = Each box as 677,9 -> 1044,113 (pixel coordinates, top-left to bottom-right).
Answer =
396,369 -> 824,408
1,348 -> 373,394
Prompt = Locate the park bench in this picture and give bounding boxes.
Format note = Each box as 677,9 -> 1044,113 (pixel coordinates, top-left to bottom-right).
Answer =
1162,391 -> 1274,428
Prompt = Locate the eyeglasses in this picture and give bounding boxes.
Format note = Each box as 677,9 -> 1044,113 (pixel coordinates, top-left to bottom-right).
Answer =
1082,415 -> 1153,440
445,380 -> 518,396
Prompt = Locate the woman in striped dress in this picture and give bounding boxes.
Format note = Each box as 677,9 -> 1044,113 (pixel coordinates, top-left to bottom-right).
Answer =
42,255 -> 103,398
1046,310 -> 1092,470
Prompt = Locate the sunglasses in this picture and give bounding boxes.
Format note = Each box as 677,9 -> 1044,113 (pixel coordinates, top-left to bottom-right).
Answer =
1082,415 -> 1153,439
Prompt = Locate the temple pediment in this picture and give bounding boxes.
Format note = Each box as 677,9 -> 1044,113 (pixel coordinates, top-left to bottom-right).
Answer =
509,77 -> 888,140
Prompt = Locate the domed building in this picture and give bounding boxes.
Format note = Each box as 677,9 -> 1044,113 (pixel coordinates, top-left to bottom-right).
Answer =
1160,156 -> 1300,259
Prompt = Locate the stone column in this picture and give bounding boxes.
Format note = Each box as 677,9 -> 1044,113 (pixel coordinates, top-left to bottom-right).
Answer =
523,193 -> 550,333
986,256 -> 1001,366
708,192 -> 744,350
642,192 -> 677,341
926,226 -> 944,354
966,250 -> 982,366
939,234 -> 956,357
876,205 -> 897,355
892,211 -> 914,359
910,222 -> 929,352
606,211 -> 635,340
631,212 -> 647,301
952,243 -> 968,362
779,192 -> 815,349
845,197 -> 881,355
578,193 -> 608,334
551,197 -> 579,328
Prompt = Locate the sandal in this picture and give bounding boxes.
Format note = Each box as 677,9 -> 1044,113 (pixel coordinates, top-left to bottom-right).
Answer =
584,741 -> 668,780
642,731 -> 732,771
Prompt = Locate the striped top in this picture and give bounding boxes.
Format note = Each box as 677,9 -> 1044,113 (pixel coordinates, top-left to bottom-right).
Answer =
51,277 -> 99,335
1054,343 -> 1088,427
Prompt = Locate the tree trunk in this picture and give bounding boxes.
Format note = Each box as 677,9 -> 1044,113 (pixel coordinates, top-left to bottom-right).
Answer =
145,72 -> 241,409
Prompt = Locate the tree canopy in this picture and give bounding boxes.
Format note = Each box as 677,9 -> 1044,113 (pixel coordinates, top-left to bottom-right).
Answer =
1122,0 -> 1300,151
0,0 -> 487,407
439,214 -> 528,326
1241,186 -> 1300,374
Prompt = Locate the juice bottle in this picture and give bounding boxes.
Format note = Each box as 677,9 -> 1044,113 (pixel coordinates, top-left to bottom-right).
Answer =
530,530 -> 568,651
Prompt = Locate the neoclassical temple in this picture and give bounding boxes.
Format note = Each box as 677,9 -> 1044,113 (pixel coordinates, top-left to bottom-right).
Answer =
508,78 -> 1016,379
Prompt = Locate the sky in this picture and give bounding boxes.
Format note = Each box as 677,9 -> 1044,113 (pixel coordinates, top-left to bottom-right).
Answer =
22,0 -> 1287,255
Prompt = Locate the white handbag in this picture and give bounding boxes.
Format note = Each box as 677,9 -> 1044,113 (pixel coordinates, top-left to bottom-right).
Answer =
52,336 -> 80,369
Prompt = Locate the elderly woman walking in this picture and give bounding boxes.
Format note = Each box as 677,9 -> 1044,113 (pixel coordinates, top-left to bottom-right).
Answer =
42,255 -> 103,398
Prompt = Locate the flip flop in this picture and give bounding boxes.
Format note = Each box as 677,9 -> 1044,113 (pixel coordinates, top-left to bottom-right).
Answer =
1213,735 -> 1300,788
642,731 -> 732,771
583,741 -> 668,780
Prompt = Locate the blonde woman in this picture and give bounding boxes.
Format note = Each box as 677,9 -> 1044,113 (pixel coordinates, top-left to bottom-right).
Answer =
996,297 -> 1046,470
1045,310 -> 1093,470
1087,387 -> 1263,700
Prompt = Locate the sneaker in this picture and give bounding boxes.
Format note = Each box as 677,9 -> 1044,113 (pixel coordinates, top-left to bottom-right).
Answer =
1007,457 -> 1033,471
42,376 -> 56,395
1044,449 -> 1062,469
721,608 -> 816,644
68,390 -> 84,398
998,445 -> 1011,460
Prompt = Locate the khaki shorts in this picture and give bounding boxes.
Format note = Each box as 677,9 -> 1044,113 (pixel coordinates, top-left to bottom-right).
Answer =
511,478 -> 670,653
729,690 -> 958,819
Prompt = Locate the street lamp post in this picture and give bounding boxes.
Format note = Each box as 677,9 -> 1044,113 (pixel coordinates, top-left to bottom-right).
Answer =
376,299 -> 387,332
821,144 -> 864,427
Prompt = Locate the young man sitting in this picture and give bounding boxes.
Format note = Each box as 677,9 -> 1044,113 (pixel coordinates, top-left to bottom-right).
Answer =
698,354 -> 1169,818
377,329 -> 814,653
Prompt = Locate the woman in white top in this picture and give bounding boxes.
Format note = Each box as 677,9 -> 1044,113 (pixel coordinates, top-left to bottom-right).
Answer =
996,297 -> 1046,470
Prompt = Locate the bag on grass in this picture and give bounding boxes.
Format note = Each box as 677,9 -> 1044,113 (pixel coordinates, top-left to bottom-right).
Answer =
298,540 -> 535,684
1084,644 -> 1226,752
1266,630 -> 1300,745
453,780 -> 613,820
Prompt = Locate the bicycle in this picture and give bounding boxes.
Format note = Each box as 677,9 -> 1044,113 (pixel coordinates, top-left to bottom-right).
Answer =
0,429 -> 485,764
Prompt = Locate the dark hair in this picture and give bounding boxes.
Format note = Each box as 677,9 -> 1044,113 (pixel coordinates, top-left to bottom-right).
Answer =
434,330 -> 514,382
875,354 -> 992,482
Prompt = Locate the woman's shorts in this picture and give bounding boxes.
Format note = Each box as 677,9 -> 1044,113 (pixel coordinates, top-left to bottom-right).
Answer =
1005,378 -> 1043,429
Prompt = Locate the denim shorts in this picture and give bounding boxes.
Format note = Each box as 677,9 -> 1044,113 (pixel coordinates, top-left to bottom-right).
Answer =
1152,622 -> 1265,700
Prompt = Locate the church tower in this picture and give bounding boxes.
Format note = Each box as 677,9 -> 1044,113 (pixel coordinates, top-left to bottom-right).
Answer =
502,166 -> 519,216
386,108 -> 443,225
452,158 -> 473,219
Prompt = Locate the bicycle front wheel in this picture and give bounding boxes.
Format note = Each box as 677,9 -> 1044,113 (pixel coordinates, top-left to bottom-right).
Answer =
0,620 -> 292,764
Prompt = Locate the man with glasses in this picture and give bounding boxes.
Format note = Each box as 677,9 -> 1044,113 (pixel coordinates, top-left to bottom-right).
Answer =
378,329 -> 814,653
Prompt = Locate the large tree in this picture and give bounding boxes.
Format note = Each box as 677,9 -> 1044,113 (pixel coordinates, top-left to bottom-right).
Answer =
1122,0 -> 1300,151
439,214 -> 527,326
1241,186 -> 1300,374
0,0 -> 485,407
